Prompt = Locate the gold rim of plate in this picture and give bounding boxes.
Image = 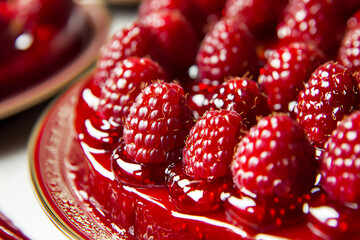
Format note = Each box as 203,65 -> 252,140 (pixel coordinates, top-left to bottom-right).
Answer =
28,70 -> 93,240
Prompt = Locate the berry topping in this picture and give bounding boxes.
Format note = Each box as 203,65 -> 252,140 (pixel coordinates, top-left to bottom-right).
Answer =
232,115 -> 316,198
123,81 -> 194,165
258,41 -> 325,112
140,9 -> 198,76
277,0 -> 344,56
296,61 -> 359,148
94,23 -> 150,85
196,17 -> 259,86
224,0 -> 288,38
183,110 -> 247,180
97,57 -> 168,126
321,111 -> 360,205
209,77 -> 270,127
338,22 -> 360,74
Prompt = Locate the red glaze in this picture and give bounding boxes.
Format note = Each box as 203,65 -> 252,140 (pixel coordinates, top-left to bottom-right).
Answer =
306,188 -> 360,240
72,77 -> 316,239
0,1 -> 91,99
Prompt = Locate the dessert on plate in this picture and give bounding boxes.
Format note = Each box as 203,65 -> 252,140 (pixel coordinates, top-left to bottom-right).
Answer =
44,0 -> 360,239
0,0 -> 92,100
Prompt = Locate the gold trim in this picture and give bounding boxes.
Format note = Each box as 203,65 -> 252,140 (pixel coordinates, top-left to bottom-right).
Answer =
28,70 -> 94,240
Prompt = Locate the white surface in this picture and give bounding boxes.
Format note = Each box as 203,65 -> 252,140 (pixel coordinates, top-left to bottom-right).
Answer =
0,6 -> 137,240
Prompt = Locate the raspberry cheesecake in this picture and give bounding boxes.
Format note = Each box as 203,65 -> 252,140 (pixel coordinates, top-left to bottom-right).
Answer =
66,0 -> 360,239
0,0 -> 92,100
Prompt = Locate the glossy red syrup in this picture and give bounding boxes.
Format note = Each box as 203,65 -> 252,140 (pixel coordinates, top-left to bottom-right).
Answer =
0,5 -> 92,99
71,77 -> 318,240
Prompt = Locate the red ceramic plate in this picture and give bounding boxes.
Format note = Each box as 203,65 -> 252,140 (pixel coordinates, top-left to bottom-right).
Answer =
0,2 -> 110,120
28,73 -> 116,239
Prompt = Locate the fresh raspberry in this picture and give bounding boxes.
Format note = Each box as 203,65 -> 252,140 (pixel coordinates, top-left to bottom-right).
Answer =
209,77 -> 270,127
94,23 -> 150,85
183,110 -> 247,180
196,17 -> 259,87
123,81 -> 194,165
321,111 -> 360,205
232,115 -> 316,198
224,0 -> 288,38
277,0 -> 345,56
338,23 -> 360,74
258,42 -> 325,113
140,9 -> 198,77
296,61 -> 359,148
97,57 -> 169,126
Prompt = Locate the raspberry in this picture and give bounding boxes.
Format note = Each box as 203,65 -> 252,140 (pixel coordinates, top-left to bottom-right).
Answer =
277,0 -> 345,56
296,61 -> 359,148
97,57 -> 168,126
224,0 -> 288,38
258,41 -> 325,112
123,81 -> 194,165
94,23 -> 150,85
228,115 -> 316,231
183,110 -> 247,180
196,17 -> 259,86
209,77 -> 270,127
321,111 -> 360,205
338,23 -> 360,74
232,115 -> 316,198
140,9 -> 198,77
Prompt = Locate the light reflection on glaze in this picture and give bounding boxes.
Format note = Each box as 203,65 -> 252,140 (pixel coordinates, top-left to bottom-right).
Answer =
309,205 -> 340,226
82,88 -> 99,109
115,157 -> 142,175
171,211 -> 248,238
84,119 -> 111,140
80,141 -> 114,180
